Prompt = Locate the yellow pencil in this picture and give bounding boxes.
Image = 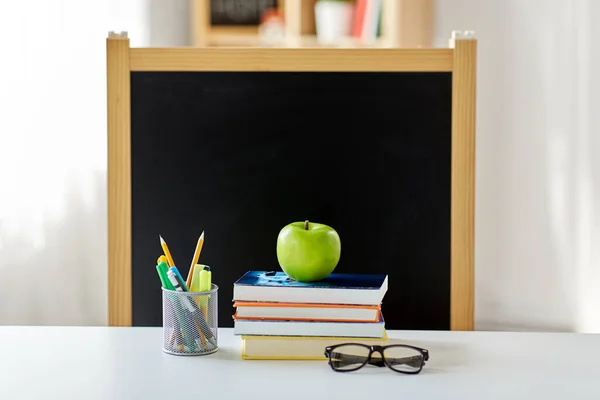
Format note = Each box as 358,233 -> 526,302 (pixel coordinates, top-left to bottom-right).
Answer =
186,264 -> 197,290
159,235 -> 176,267
186,231 -> 204,287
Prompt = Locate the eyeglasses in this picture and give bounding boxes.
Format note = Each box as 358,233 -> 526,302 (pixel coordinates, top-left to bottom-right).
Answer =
324,343 -> 429,374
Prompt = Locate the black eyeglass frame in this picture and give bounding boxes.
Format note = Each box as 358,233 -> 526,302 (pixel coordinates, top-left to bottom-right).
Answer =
324,343 -> 430,374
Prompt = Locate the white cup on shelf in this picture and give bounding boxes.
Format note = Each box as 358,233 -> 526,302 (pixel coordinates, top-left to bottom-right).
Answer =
314,0 -> 355,45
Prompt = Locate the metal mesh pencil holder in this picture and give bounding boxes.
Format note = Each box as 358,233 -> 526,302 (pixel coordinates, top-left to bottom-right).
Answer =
162,284 -> 219,356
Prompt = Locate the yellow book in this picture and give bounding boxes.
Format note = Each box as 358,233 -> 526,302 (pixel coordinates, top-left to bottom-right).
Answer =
241,331 -> 388,360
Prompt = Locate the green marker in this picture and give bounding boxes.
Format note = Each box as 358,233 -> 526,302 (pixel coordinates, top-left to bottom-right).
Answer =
156,261 -> 175,290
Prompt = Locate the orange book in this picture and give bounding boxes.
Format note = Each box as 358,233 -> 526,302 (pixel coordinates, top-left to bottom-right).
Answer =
234,301 -> 381,323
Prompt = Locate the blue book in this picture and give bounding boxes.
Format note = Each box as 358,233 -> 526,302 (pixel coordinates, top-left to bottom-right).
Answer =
233,271 -> 388,305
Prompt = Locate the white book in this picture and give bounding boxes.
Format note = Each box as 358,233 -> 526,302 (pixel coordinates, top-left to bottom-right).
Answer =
234,315 -> 386,338
234,301 -> 381,322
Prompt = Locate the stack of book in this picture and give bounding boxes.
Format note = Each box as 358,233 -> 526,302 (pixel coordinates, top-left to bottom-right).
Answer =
232,270 -> 389,360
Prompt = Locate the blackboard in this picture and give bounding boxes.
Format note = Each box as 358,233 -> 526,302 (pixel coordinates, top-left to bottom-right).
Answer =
210,0 -> 278,26
130,71 -> 452,330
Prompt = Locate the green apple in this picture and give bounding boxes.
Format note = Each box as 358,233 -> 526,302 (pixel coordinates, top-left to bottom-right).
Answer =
276,220 -> 341,282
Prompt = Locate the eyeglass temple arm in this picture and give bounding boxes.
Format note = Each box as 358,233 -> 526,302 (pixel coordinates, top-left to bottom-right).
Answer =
330,353 -> 423,368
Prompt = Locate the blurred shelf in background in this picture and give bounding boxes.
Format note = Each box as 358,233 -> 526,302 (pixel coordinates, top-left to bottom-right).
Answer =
191,0 -> 433,48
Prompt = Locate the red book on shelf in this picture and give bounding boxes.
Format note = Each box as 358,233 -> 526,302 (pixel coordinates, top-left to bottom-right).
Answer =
352,0 -> 368,37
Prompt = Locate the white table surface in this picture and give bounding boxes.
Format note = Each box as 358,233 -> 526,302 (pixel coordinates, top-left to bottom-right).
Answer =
0,327 -> 599,399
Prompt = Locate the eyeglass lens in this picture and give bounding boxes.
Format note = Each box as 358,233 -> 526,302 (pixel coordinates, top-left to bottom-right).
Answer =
329,345 -> 371,371
383,345 -> 424,373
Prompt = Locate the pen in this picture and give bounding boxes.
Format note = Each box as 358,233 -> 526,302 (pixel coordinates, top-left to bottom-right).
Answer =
168,267 -> 187,291
169,266 -> 190,291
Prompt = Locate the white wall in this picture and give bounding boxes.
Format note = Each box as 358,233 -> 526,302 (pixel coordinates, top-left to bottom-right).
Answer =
1,0 -> 598,332
146,0 -> 191,46
435,0 -> 600,332
0,0 -> 187,326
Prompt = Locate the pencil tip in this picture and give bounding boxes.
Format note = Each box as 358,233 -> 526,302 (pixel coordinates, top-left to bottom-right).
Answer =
200,231 -> 204,239
159,235 -> 164,243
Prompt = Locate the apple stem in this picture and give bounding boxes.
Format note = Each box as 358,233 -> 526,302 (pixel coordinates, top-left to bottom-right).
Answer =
304,220 -> 309,230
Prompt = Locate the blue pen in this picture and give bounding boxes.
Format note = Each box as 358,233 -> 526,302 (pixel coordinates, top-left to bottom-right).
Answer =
169,266 -> 189,291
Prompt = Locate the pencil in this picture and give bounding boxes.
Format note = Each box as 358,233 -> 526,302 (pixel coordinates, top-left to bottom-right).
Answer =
159,235 -> 176,267
186,264 -> 196,290
186,231 -> 204,287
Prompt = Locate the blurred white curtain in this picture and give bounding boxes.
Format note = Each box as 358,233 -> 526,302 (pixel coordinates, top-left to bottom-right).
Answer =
0,0 -> 190,326
435,0 -> 600,332
0,0 -> 152,325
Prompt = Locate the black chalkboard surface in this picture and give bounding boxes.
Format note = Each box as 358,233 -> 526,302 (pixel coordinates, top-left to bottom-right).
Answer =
210,0 -> 278,26
130,71 -> 452,330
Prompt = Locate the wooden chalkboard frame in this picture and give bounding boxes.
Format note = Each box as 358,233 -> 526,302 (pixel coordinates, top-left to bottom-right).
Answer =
106,32 -> 477,330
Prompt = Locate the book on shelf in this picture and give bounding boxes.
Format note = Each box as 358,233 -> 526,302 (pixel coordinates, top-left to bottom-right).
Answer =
241,331 -> 389,360
352,0 -> 382,44
233,271 -> 388,305
233,314 -> 386,338
233,301 -> 381,323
